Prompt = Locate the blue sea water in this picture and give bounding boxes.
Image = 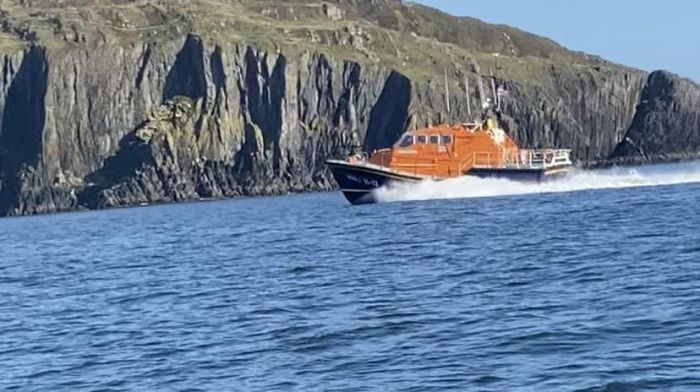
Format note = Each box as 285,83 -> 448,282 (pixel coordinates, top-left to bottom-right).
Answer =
2,163 -> 700,391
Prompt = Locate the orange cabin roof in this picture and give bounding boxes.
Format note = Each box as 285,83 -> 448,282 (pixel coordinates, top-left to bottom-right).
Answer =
368,121 -> 521,179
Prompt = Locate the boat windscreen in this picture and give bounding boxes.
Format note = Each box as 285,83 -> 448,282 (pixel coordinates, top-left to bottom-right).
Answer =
398,135 -> 414,148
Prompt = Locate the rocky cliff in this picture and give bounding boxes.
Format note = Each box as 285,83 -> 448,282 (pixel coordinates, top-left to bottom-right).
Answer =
0,0 -> 697,216
611,71 -> 700,164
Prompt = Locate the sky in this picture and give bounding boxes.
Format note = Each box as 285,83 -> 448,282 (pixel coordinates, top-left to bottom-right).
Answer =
414,0 -> 699,81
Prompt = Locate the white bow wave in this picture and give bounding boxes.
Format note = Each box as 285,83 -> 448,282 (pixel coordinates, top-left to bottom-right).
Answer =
374,161 -> 700,203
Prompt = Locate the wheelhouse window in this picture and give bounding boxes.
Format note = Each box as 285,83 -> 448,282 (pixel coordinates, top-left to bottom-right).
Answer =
430,135 -> 440,144
398,135 -> 414,148
442,135 -> 453,144
417,135 -> 428,144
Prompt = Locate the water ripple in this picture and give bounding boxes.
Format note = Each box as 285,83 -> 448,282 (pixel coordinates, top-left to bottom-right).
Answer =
1,178 -> 700,391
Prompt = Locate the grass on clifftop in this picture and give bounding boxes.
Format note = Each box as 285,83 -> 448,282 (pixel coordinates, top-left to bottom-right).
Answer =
0,0 -> 630,84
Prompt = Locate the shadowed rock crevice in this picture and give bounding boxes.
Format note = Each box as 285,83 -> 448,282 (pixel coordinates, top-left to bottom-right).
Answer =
135,43 -> 153,89
240,48 -> 287,175
364,71 -> 411,151
268,56 -> 286,174
210,45 -> 226,91
209,45 -> 228,116
163,35 -> 207,102
242,49 -> 286,146
333,62 -> 362,129
77,131 -> 155,209
0,46 -> 48,215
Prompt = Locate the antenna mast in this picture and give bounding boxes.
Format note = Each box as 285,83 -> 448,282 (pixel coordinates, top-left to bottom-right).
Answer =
477,75 -> 487,112
490,68 -> 499,111
444,68 -> 451,115
464,74 -> 472,118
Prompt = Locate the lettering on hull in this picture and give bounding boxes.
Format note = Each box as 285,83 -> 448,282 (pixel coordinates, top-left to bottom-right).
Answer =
346,174 -> 379,188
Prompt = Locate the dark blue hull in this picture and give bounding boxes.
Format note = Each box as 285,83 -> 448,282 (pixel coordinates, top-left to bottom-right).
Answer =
327,160 -> 570,205
326,160 -> 420,205
468,166 -> 570,182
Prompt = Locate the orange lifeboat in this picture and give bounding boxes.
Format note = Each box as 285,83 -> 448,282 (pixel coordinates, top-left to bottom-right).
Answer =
326,117 -> 573,205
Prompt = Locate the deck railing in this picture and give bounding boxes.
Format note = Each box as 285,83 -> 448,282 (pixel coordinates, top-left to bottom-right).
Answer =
344,148 -> 572,178
471,149 -> 572,170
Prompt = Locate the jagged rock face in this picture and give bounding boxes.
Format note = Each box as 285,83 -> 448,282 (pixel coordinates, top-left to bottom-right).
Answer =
0,34 -> 695,216
610,71 -> 700,164
0,37 -> 396,215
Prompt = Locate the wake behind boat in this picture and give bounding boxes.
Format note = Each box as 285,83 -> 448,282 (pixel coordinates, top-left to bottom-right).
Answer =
327,117 -> 573,205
